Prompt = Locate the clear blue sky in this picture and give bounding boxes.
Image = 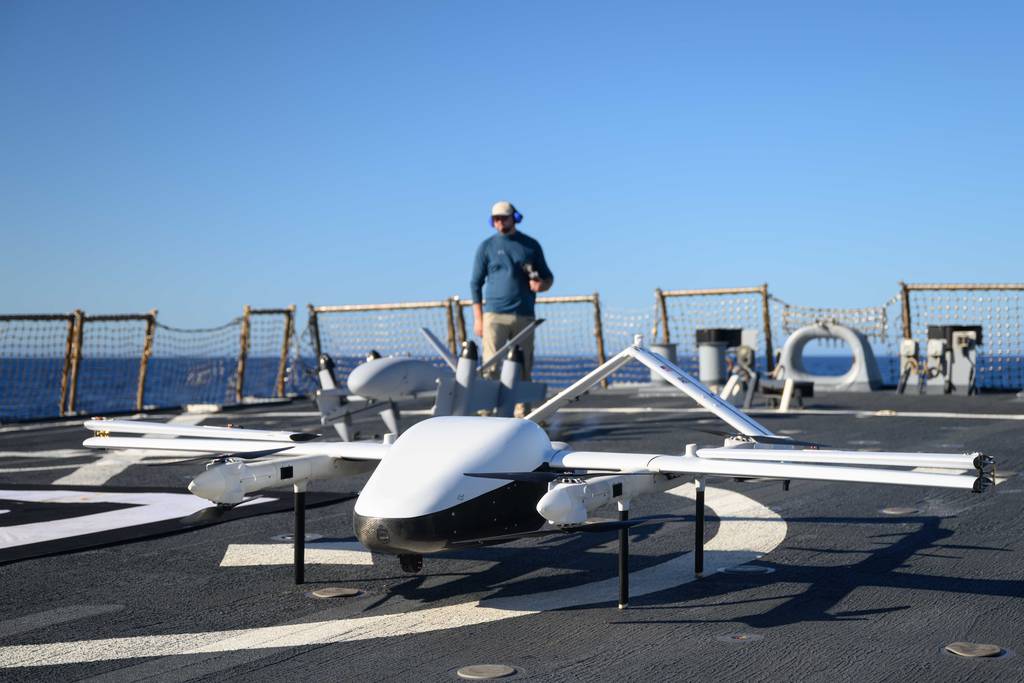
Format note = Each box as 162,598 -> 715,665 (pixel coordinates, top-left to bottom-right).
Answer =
2,1 -> 1021,327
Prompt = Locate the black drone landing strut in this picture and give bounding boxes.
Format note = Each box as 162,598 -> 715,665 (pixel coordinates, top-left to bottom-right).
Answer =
617,486 -> 706,609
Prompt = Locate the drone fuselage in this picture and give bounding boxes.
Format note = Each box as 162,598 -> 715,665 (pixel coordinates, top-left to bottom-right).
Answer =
352,417 -> 550,554
347,356 -> 443,401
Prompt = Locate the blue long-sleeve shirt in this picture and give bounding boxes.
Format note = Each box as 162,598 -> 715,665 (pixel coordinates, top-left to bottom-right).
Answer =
470,231 -> 553,316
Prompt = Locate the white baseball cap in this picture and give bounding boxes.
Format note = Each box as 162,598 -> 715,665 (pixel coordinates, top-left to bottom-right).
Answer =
490,201 -> 517,217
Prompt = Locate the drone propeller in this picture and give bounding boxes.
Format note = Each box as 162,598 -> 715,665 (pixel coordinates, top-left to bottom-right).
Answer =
452,514 -> 684,545
464,470 -> 652,484
693,428 -> 829,449
148,446 -> 292,466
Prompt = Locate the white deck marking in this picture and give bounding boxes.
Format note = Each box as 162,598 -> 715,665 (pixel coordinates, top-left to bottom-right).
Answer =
53,415 -> 206,486
0,449 -> 98,474
0,464 -> 84,473
0,490 -> 274,550
0,605 -> 124,639
0,449 -> 94,459
0,485 -> 786,669
220,541 -> 375,566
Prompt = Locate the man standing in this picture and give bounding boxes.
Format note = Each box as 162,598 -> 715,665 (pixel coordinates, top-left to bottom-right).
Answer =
470,200 -> 554,380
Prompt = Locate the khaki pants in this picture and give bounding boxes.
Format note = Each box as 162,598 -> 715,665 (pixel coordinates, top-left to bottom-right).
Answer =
482,313 -> 535,380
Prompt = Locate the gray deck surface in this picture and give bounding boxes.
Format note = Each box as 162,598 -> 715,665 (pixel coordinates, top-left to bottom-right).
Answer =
1,388 -> 1022,681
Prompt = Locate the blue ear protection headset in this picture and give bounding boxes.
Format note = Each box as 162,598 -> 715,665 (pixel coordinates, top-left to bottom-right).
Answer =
490,207 -> 523,226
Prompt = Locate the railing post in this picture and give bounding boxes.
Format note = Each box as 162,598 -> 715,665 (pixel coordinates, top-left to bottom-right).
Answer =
445,297 -> 458,356
592,292 -> 608,387
307,304 -> 321,359
655,288 -> 670,344
66,310 -> 85,415
899,281 -> 912,340
136,309 -> 158,411
455,298 -> 468,346
235,305 -> 251,404
760,283 -> 775,372
275,305 -> 295,398
59,313 -> 75,417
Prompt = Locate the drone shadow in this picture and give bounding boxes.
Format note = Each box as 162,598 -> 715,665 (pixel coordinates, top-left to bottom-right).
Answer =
340,512 -> 1021,629
350,516 -> 713,610
610,514 -> 1020,628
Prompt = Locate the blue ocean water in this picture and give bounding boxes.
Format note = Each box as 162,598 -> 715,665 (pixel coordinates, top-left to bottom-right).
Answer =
2,354 -> 1021,422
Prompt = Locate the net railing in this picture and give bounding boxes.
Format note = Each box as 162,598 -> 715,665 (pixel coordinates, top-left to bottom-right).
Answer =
239,306 -> 295,401
602,307 -> 656,383
147,319 -> 242,408
0,314 -> 76,421
655,286 -> 772,375
6,284 -> 1024,422
308,301 -> 457,387
0,306 -> 296,423
768,294 -> 903,383
902,284 -> 1024,390
68,313 -> 154,416
454,295 -> 606,388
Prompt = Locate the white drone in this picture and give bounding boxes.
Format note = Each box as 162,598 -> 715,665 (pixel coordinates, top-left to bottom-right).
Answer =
314,322 -> 546,440
83,338 -> 994,608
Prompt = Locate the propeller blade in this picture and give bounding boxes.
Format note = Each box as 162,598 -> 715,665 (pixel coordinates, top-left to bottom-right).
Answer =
464,470 -> 651,484
148,446 -> 292,466
693,428 -> 828,449
289,432 -> 321,442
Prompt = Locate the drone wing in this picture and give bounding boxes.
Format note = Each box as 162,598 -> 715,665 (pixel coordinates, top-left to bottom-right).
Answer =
83,420 -> 388,462
527,343 -> 773,437
420,327 -> 459,372
550,446 -> 991,491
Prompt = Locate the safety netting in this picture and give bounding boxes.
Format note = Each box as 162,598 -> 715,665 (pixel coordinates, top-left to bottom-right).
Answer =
146,319 -> 241,408
0,315 -> 75,421
768,295 -> 902,383
242,310 -> 292,399
312,303 -> 456,387
531,297 -> 604,388
71,316 -> 150,416
600,307 -> 655,384
659,289 -> 769,375
904,287 -> 1024,390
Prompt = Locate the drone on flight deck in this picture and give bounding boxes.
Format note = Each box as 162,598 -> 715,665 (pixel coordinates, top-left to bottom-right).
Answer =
313,321 -> 547,440
82,338 -> 994,608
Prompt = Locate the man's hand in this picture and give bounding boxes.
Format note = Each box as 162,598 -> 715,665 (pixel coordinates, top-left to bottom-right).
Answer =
472,302 -> 484,337
530,278 -> 553,293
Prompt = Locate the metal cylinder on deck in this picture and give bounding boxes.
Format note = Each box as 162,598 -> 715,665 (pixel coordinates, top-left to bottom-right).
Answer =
696,329 -> 742,387
648,343 -> 677,385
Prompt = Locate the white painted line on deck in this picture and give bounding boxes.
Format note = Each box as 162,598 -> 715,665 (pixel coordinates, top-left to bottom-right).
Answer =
0,485 -> 785,669
0,449 -> 97,473
0,605 -> 124,639
220,541 -> 375,566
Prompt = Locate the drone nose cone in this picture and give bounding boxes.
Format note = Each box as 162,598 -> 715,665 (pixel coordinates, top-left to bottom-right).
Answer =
345,362 -> 382,398
353,511 -> 447,555
188,467 -> 243,506
188,469 -> 226,503
536,487 -> 587,526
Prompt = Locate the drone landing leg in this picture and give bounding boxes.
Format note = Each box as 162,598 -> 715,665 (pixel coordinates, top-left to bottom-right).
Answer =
294,483 -> 306,585
618,501 -> 629,609
695,479 -> 705,576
